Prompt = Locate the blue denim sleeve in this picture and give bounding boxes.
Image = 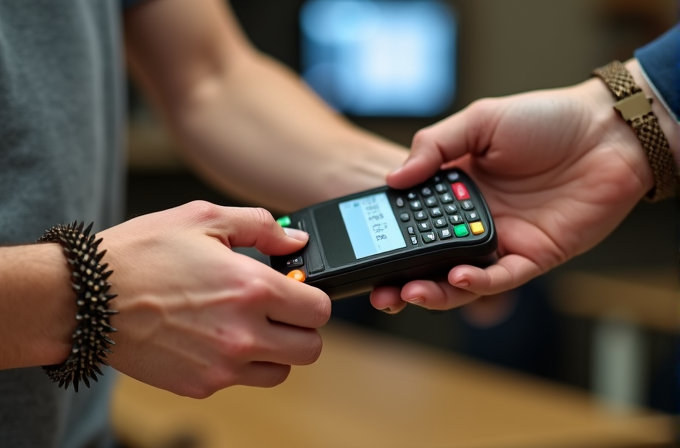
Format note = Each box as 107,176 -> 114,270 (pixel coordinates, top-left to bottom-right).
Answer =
634,24 -> 680,122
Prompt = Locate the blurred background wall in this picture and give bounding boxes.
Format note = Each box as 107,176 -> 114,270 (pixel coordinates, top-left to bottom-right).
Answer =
125,0 -> 679,414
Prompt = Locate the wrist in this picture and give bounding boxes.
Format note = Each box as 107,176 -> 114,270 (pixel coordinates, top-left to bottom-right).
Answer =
624,59 -> 680,165
580,76 -> 655,196
591,60 -> 676,201
0,244 -> 74,368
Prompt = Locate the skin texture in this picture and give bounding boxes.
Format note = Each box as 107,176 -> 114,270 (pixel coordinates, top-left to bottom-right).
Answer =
370,59 -> 678,314
0,0 -> 407,397
100,203 -> 331,397
123,0 -> 407,213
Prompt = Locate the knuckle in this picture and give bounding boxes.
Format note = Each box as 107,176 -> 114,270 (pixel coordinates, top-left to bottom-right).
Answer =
249,207 -> 275,229
411,128 -> 432,148
311,294 -> 332,327
221,330 -> 257,359
185,200 -> 220,222
264,366 -> 291,388
300,333 -> 323,365
241,275 -> 273,305
468,97 -> 495,116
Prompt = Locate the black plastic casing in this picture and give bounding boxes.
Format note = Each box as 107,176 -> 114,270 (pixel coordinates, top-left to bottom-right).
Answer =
270,169 -> 497,300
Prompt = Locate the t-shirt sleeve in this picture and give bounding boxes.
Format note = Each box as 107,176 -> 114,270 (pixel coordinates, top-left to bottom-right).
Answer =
634,24 -> 680,122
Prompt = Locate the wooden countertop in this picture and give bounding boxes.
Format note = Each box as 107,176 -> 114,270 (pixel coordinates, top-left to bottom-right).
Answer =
112,321 -> 674,448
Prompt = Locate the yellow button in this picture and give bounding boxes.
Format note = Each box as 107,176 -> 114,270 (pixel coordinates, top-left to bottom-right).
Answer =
470,221 -> 485,235
287,269 -> 306,282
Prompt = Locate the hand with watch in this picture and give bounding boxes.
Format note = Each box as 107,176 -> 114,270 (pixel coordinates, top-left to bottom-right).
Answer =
370,58 -> 678,314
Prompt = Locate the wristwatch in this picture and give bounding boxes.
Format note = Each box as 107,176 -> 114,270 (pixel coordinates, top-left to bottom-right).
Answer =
593,60 -> 676,202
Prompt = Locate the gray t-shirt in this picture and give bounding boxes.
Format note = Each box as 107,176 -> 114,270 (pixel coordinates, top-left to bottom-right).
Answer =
0,1 -> 126,447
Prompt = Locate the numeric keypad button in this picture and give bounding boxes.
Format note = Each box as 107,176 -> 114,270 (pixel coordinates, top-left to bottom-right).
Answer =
417,221 -> 432,232
400,213 -> 411,222
449,214 -> 463,224
414,211 -> 428,221
440,193 -> 453,203
433,218 -> 447,228
434,183 -> 447,194
446,171 -> 460,182
407,191 -> 418,200
465,211 -> 480,221
461,200 -> 474,211
429,207 -> 443,217
438,228 -> 453,239
409,200 -> 422,210
421,232 -> 436,243
425,196 -> 438,207
444,204 -> 457,214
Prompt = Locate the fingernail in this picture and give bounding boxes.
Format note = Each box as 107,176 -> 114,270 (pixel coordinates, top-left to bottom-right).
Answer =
390,166 -> 403,176
453,280 -> 470,288
380,307 -> 395,314
405,296 -> 424,305
283,227 -> 308,242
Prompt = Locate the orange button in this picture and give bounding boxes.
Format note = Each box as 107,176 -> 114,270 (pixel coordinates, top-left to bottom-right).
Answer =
287,269 -> 306,282
470,221 -> 485,235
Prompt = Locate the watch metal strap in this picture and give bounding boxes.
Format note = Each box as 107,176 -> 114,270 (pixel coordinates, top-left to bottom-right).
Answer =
593,60 -> 676,202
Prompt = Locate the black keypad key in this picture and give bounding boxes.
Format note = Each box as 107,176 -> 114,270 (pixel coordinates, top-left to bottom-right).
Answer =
422,231 -> 436,243
440,193 -> 453,203
438,228 -> 453,239
421,187 -> 433,197
444,204 -> 457,214
466,211 -> 480,221
414,211 -> 428,221
410,200 -> 422,210
417,221 -> 432,232
434,183 -> 447,193
410,236 -> 418,245
407,191 -> 418,200
396,197 -> 405,207
407,226 -> 415,235
447,172 -> 460,182
429,207 -> 443,217
425,196 -> 438,207
400,213 -> 411,222
461,200 -> 474,210
286,256 -> 304,268
433,218 -> 447,228
449,214 -> 463,224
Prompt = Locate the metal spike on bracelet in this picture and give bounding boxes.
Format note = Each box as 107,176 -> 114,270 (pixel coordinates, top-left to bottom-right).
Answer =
38,221 -> 118,392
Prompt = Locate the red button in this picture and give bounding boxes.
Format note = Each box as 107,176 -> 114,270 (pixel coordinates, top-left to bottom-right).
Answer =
451,182 -> 470,200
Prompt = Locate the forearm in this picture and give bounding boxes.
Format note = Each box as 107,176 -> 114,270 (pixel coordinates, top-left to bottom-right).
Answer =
0,244 -> 74,368
164,52 -> 408,212
124,0 -> 407,213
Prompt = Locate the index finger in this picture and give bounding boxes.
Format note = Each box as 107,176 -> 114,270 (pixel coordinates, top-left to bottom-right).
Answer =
235,252 -> 331,329
387,101 -> 494,189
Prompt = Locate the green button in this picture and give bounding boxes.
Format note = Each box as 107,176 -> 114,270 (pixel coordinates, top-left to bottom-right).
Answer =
276,216 -> 292,227
453,224 -> 469,237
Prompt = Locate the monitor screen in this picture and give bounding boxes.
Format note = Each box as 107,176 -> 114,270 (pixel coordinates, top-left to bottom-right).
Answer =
300,0 -> 457,117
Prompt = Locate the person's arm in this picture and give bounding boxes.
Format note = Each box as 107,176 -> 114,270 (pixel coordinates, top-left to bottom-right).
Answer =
123,0 -> 408,213
0,204 -> 331,397
0,244 -> 75,368
371,57 -> 679,313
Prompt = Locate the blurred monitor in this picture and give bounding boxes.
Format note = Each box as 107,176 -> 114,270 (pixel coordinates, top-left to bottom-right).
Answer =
300,0 -> 457,117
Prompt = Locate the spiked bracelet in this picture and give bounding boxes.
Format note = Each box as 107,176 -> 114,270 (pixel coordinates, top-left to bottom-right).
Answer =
38,221 -> 117,392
